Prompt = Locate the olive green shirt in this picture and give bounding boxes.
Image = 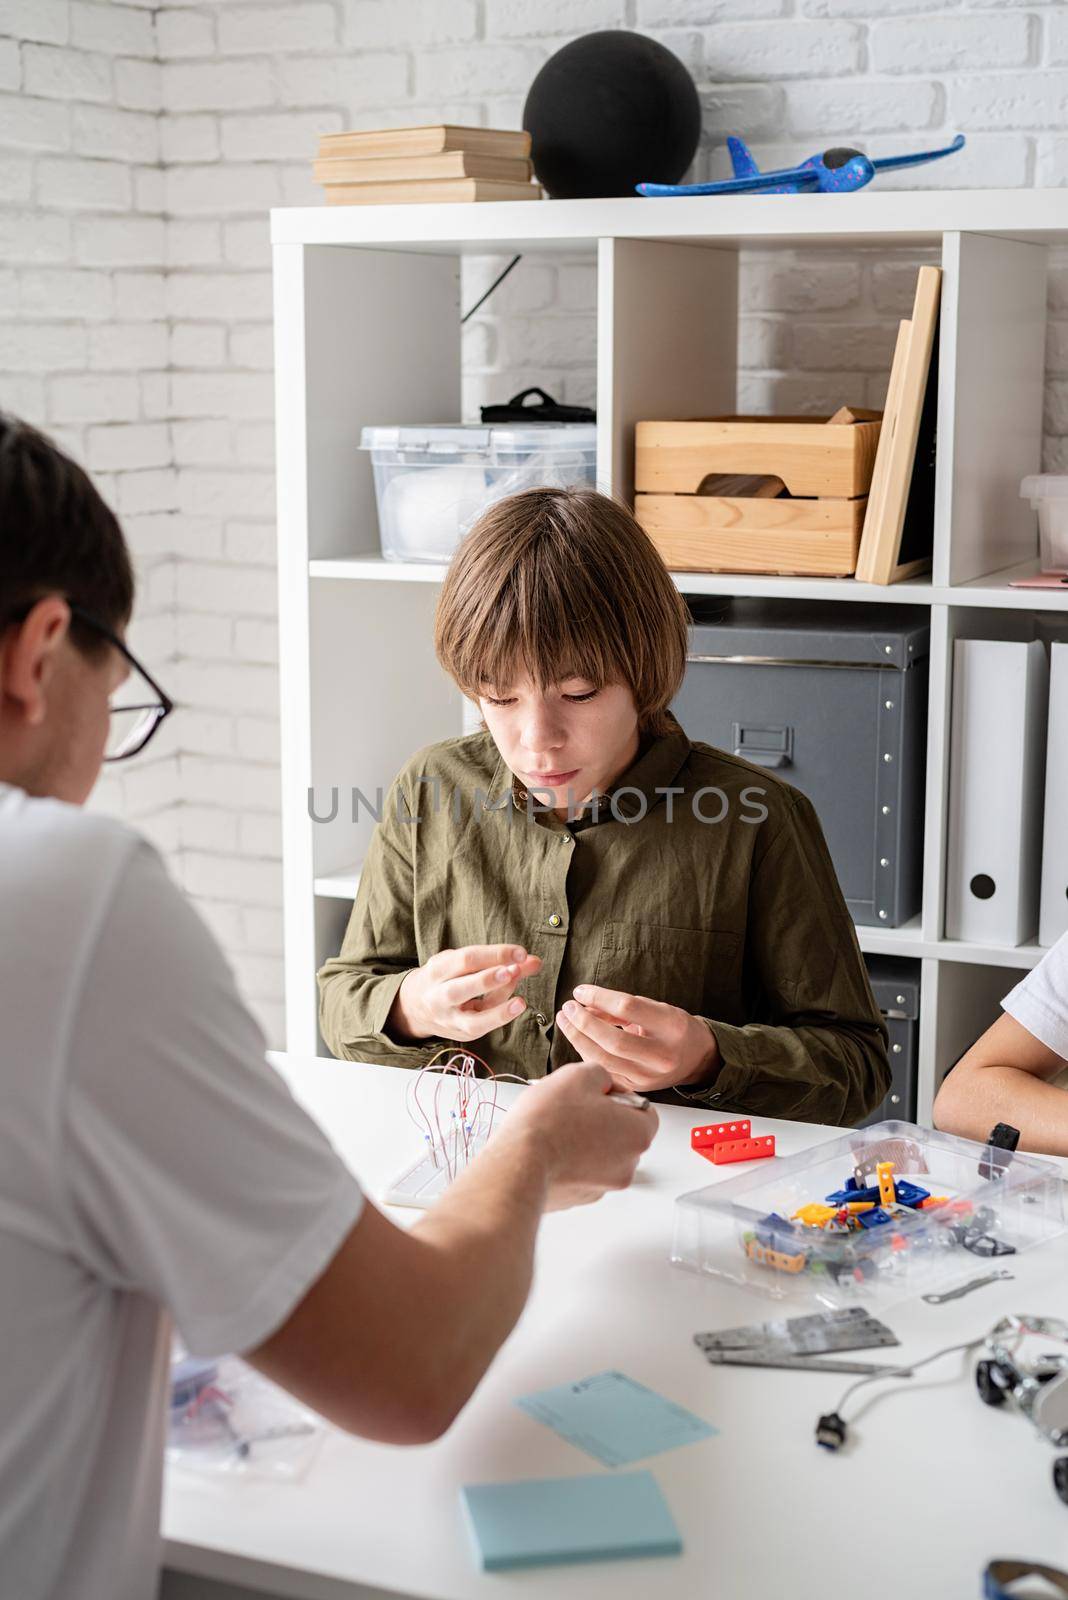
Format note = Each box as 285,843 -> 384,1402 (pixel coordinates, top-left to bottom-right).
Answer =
317,717 -> 890,1125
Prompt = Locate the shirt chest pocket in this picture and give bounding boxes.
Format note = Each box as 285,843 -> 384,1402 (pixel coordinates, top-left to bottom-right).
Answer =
592,920 -> 742,1020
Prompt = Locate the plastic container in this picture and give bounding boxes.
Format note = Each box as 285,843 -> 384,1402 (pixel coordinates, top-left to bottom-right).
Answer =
671,1120 -> 1066,1310
1020,475 -> 1068,572
361,421 -> 598,563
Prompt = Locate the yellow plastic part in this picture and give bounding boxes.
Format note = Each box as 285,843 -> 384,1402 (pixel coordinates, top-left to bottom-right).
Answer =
876,1161 -> 896,1208
746,1237 -> 807,1274
845,1200 -> 875,1213
792,1203 -> 837,1227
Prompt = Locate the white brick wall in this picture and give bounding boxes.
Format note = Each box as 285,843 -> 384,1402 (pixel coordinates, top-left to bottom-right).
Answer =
1,0 -> 1067,1052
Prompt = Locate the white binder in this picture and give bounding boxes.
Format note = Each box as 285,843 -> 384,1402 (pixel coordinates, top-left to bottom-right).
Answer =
945,638 -> 1049,946
1039,641 -> 1068,947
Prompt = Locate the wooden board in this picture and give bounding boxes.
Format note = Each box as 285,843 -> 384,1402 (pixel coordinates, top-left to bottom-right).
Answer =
855,319 -> 910,583
635,492 -> 864,576
855,266 -> 941,585
635,417 -> 880,499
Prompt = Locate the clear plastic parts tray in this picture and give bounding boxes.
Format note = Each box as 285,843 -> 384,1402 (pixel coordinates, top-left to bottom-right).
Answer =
671,1120 -> 1066,1310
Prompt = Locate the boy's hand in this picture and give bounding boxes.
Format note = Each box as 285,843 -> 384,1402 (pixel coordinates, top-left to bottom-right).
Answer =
390,945 -> 541,1044
499,1060 -> 659,1210
555,985 -> 721,1094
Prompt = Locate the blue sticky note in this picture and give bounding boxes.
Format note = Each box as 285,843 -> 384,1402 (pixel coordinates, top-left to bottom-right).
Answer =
460,1471 -> 683,1571
515,1369 -> 717,1468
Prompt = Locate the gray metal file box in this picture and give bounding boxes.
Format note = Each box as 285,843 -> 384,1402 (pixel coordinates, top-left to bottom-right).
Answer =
672,600 -> 930,927
860,956 -> 920,1127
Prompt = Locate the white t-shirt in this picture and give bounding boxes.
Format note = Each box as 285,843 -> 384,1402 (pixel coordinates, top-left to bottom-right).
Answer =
0,783 -> 364,1600
1002,930 -> 1068,1090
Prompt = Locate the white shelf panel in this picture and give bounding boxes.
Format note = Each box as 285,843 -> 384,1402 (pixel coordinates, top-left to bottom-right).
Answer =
855,918 -> 924,958
669,572 -> 933,603
272,190 -> 1068,253
311,554 -> 936,604
935,937 -> 1046,970
311,554 -> 1068,611
311,557 -> 448,583
314,867 -> 361,900
941,559 -> 1068,610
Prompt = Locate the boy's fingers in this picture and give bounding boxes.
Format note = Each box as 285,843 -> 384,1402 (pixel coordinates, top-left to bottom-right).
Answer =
445,964 -> 520,1006
558,1001 -> 657,1066
571,984 -> 659,1028
474,994 -> 527,1029
556,1008 -> 638,1077
440,944 -> 527,977
437,945 -> 541,980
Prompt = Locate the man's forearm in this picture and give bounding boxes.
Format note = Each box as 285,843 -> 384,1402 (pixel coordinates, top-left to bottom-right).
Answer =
934,1063 -> 1068,1156
406,1123 -> 549,1422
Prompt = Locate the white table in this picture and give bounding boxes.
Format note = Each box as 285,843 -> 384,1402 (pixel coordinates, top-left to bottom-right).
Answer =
162,1054 -> 1068,1600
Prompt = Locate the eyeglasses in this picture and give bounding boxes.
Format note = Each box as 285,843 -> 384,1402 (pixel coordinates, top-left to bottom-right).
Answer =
66,604 -> 175,762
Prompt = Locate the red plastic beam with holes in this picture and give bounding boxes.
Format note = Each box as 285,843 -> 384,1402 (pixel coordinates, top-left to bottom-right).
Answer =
691,1119 -> 751,1152
691,1120 -> 776,1166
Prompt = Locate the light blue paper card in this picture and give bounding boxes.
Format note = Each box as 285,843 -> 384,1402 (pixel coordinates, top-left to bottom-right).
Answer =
515,1369 -> 717,1468
460,1470 -> 683,1571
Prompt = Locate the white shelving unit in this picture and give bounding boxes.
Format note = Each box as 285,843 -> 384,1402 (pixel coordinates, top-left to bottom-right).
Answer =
272,189 -> 1068,1123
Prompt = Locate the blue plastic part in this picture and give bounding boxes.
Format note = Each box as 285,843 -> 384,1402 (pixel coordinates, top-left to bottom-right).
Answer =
893,1180 -> 930,1208
857,1207 -> 892,1230
826,1184 -> 881,1206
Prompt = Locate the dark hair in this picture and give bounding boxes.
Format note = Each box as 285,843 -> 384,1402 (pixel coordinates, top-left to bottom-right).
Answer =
435,486 -> 690,737
0,413 -> 134,656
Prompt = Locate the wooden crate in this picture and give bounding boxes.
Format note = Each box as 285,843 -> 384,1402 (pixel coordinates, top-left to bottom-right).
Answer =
635,415 -> 881,499
634,413 -> 879,576
635,492 -> 866,576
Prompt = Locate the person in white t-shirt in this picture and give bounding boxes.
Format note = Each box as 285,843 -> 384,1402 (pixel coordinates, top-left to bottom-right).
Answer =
0,414 -> 658,1600
933,933 -> 1068,1155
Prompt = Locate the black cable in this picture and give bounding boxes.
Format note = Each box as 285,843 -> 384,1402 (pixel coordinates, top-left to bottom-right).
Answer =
461,254 -> 522,323
816,1337 -> 984,1451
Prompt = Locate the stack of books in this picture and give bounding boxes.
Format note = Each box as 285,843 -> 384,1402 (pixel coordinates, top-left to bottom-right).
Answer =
313,124 -> 543,205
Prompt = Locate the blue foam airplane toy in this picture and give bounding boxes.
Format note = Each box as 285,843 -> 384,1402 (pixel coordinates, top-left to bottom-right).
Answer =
636,133 -> 966,197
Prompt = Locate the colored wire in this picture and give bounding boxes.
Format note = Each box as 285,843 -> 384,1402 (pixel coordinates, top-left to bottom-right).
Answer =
405,1050 -> 529,1181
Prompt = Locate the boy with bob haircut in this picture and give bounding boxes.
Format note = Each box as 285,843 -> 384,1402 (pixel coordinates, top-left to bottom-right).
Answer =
320,488 -> 890,1125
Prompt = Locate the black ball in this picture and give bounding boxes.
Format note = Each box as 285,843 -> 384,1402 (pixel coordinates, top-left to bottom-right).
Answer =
523,31 -> 701,200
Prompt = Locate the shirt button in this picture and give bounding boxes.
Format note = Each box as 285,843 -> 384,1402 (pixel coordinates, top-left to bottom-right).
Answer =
547,913 -> 562,928
534,1012 -> 547,1026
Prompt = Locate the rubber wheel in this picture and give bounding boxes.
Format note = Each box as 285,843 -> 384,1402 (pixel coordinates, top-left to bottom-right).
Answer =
1054,1456 -> 1068,1506
976,1360 -> 1008,1407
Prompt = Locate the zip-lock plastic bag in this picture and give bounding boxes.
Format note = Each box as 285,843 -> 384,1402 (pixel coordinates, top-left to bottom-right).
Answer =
168,1348 -> 324,1481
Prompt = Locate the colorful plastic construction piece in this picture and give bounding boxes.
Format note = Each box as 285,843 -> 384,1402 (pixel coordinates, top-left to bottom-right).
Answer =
746,1237 -> 806,1273
691,1119 -> 750,1155
876,1162 -> 896,1208
792,1203 -> 838,1227
708,1134 -> 776,1166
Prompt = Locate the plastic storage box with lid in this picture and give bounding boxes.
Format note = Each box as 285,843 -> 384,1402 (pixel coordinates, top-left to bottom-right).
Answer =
361,421 -> 598,563
860,956 -> 920,1127
671,1120 -> 1065,1311
1020,475 -> 1068,572
671,599 -> 929,927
